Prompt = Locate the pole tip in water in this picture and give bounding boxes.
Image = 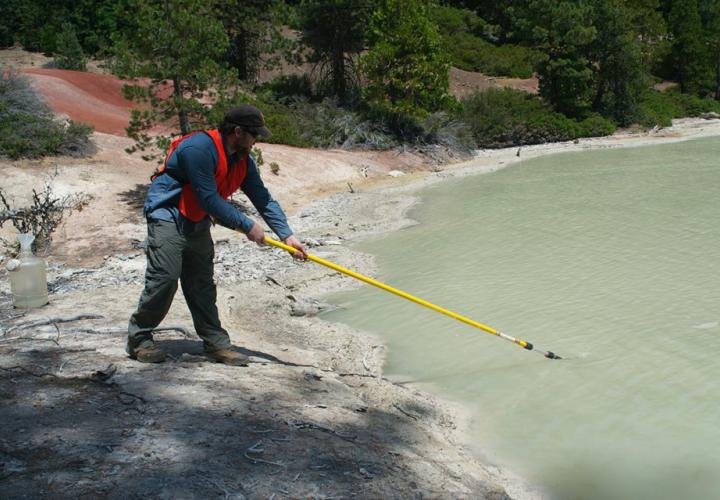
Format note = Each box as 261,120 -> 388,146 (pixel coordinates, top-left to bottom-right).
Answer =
545,351 -> 562,360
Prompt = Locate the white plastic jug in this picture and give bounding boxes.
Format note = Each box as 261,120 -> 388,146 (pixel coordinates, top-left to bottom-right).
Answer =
6,233 -> 49,309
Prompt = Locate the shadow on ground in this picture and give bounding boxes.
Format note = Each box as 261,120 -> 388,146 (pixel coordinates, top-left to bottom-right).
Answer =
0,337 -> 510,499
118,184 -> 148,222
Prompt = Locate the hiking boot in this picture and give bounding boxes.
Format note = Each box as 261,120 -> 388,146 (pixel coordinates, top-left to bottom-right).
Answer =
130,345 -> 166,363
206,348 -> 249,366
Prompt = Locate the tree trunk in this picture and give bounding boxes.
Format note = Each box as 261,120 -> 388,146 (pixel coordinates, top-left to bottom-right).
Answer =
173,77 -> 190,135
332,45 -> 346,104
232,32 -> 250,81
230,31 -> 258,83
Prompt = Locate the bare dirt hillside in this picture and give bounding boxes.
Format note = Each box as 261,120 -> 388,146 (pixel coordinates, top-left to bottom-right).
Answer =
449,67 -> 539,99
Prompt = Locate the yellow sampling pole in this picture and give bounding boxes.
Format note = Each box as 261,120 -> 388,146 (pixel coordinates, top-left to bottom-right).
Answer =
265,236 -> 561,359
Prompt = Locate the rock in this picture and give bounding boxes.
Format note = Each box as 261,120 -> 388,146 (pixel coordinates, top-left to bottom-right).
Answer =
290,302 -> 320,317
319,239 -> 342,246
388,170 -> 405,177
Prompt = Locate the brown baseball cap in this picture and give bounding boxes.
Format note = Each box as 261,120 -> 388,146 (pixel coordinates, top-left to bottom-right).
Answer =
223,104 -> 272,137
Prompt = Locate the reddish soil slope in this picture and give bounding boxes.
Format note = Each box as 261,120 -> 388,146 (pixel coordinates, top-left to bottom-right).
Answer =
22,68 -> 139,136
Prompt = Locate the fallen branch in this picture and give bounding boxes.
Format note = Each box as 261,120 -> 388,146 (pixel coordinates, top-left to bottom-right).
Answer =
4,314 -> 104,335
392,403 -> 419,421
117,391 -> 146,405
246,440 -> 265,454
63,325 -> 194,338
286,418 -> 356,441
0,335 -> 60,346
243,452 -> 284,467
61,327 -> 126,335
249,428 -> 276,434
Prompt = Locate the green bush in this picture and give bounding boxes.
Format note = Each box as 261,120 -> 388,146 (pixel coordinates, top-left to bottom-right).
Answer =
443,33 -> 540,78
0,113 -> 94,160
0,113 -> 65,159
58,121 -> 95,156
576,113 -> 617,137
210,90 -> 310,148
474,43 -> 541,79
0,68 -> 94,159
461,88 -> 616,148
258,74 -> 317,104
637,88 -> 720,128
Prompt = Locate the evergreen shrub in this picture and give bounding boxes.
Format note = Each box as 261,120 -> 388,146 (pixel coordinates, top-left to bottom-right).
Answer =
637,89 -> 720,128
462,88 -> 616,148
259,75 -> 316,104
54,23 -> 87,71
0,68 -> 94,159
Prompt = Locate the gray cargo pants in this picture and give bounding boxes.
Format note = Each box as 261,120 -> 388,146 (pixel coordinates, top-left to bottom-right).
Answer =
127,219 -> 231,354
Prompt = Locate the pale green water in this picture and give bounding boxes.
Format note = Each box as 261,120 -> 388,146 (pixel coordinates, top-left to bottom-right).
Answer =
322,138 -> 720,500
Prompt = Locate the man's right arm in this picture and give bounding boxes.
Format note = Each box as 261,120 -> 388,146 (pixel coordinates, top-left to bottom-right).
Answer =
179,146 -> 256,233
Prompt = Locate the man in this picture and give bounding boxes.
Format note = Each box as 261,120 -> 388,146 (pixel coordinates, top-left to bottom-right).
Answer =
127,104 -> 307,365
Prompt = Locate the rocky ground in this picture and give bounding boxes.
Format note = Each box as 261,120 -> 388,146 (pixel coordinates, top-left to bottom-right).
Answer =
0,128 -> 533,499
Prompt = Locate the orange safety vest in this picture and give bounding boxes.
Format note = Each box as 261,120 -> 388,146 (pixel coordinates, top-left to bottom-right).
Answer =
154,129 -> 247,222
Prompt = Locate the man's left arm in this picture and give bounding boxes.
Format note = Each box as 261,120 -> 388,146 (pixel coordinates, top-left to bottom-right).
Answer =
240,157 -> 307,259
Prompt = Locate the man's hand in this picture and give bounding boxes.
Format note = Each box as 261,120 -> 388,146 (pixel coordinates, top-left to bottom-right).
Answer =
245,222 -> 266,244
283,235 -> 308,260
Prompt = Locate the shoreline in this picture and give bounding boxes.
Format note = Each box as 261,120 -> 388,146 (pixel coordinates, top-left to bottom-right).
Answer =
2,117 -> 719,499
279,116 -> 720,498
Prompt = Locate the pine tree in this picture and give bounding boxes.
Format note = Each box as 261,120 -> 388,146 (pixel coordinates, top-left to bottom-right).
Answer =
300,0 -> 374,105
55,22 -> 87,71
668,0 -> 711,95
590,0 -> 647,125
627,0 -> 666,71
701,0 -> 720,100
214,0 -> 286,84
111,0 -> 235,159
360,0 -> 451,119
522,0 -> 597,117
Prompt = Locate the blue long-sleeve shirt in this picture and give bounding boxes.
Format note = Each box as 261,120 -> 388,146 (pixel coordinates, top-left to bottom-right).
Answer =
144,131 -> 293,240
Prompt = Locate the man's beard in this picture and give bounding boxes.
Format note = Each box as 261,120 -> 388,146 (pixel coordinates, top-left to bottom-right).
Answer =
237,146 -> 251,157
